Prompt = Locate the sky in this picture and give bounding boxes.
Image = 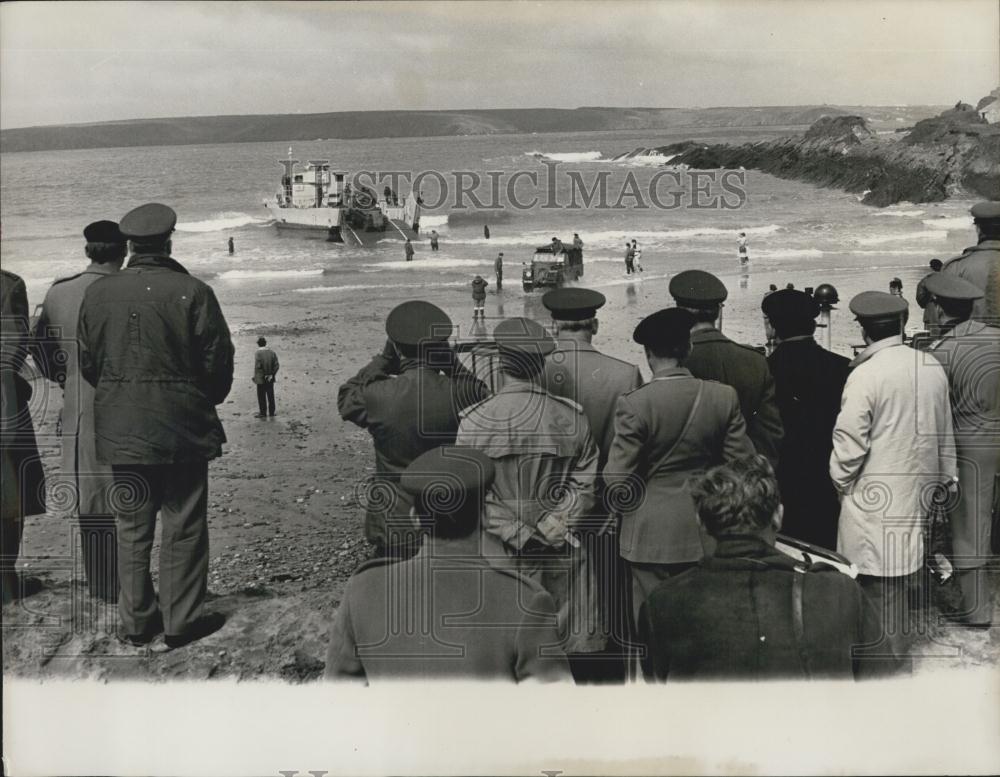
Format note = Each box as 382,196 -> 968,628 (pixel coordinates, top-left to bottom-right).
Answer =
1,0 -> 997,129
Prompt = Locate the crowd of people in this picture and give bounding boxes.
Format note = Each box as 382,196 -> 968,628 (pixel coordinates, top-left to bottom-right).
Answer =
1,199 -> 997,681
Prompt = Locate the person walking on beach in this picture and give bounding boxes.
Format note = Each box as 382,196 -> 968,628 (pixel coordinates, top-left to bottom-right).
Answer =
429,230 -> 439,251
737,232 -> 749,266
252,336 -> 279,418
32,219 -> 129,603
404,238 -> 414,262
494,252 -> 503,291
78,203 -> 234,650
228,236 -> 234,255
471,275 -> 488,319
624,242 -> 634,275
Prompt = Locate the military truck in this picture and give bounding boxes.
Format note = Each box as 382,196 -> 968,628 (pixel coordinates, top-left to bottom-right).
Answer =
521,243 -> 584,291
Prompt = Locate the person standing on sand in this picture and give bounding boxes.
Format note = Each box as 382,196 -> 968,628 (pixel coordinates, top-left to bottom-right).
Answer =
252,336 -> 279,418
472,274 -> 488,319
404,238 -> 414,262
484,224 -> 491,240
228,236 -> 234,255
494,252 -> 503,291
631,239 -> 643,273
737,232 -> 749,266
78,203 -> 234,650
624,242 -> 634,275
916,258 -> 944,332
429,230 -> 439,251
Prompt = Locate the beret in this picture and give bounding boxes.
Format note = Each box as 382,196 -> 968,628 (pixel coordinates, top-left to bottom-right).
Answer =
633,307 -> 696,348
385,300 -> 453,345
492,317 -> 555,357
761,289 -> 820,321
542,288 -> 607,321
849,291 -> 908,321
970,201 -> 1000,221
668,270 -> 728,307
119,203 -> 177,239
400,446 -> 496,506
923,272 -> 984,301
83,220 -> 125,243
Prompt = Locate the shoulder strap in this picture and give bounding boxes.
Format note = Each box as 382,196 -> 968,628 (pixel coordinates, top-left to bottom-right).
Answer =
656,383 -> 703,465
791,566 -> 812,679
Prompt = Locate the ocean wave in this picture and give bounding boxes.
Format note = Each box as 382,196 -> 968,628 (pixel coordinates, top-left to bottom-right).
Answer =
290,281 -> 468,294
921,216 -> 973,231
528,150 -> 604,163
365,258 -> 490,270
419,214 -> 449,228
176,212 -> 268,233
754,248 -> 825,260
451,224 -> 783,249
856,230 -> 948,246
871,209 -> 925,218
218,268 -> 324,280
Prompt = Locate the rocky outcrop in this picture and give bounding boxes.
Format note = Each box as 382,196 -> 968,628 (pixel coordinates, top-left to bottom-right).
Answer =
641,97 -> 1000,207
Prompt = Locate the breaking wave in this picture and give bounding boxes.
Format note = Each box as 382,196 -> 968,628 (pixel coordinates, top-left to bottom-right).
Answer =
365,258 -> 490,270
871,209 -> 925,218
176,212 -> 268,233
921,216 -> 974,231
856,230 -> 948,246
217,268 -> 324,280
528,150 -> 604,163
419,214 -> 449,228
291,281 -> 467,294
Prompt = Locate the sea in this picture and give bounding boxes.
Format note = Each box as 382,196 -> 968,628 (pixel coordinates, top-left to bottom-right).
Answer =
0,126 -> 979,353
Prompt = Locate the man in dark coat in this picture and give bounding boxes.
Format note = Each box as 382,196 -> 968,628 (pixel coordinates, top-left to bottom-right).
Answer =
78,203 -> 234,648
942,200 -> 1000,324
325,446 -> 572,683
640,455 -> 883,681
1,269 -> 46,603
252,336 -> 279,417
338,301 -> 488,557
669,269 -> 783,464
762,289 -> 850,550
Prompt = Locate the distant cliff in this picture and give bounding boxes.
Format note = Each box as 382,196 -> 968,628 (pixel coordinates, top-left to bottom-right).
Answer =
0,104 -> 945,153
645,101 -> 1000,206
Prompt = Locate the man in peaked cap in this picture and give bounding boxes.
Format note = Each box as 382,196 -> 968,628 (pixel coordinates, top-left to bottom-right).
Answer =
456,317 -> 603,673
761,289 -> 850,550
668,269 -> 783,465
923,272 -> 999,627
605,307 -> 753,636
541,287 -> 642,681
942,200 -> 1000,323
338,300 -> 488,558
325,446 -> 572,682
32,220 -> 129,602
830,290 -> 956,672
78,203 -> 234,648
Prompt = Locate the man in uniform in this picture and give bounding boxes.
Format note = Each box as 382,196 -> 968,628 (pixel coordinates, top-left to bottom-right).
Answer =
669,269 -> 783,464
455,317 -> 603,671
33,220 -> 128,602
325,446 -> 572,682
830,291 -> 956,672
942,200 -> 1000,324
78,203 -> 234,649
338,300 -> 488,557
541,287 -> 642,681
252,336 -> 279,417
923,273 -> 1000,627
762,288 -> 850,550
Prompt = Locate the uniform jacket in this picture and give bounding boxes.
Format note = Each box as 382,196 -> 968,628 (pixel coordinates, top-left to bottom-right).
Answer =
1,270 -> 46,521
943,239 -> 1000,323
252,347 -> 279,384
338,351 -> 489,547
928,319 -> 1000,568
605,367 -> 754,564
455,378 -> 598,550
830,337 -> 956,577
77,254 -> 235,465
471,277 -> 488,300
33,264 -> 119,514
684,328 -> 784,464
767,337 -> 850,550
325,544 -> 572,682
543,338 -> 642,474
639,535 -> 882,681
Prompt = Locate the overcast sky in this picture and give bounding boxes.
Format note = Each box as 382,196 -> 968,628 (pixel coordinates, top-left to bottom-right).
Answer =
1,0 -> 997,129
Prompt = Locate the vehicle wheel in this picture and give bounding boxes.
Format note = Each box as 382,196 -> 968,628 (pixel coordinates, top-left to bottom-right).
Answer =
522,282 -> 532,292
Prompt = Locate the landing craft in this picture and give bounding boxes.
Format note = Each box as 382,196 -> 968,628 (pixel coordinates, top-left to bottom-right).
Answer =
262,149 -> 421,246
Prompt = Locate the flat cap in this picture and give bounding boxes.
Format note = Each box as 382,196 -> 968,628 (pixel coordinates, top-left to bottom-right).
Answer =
83,220 -> 125,243
761,289 -> 820,322
492,317 -> 555,357
385,300 -> 453,345
923,272 -> 984,301
119,203 -> 177,239
542,287 -> 607,321
400,446 -> 496,508
632,307 -> 696,349
849,291 -> 908,322
970,201 -> 1000,221
668,270 -> 728,307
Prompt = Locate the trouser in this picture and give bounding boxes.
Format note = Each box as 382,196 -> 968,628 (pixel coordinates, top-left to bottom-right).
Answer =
955,566 -> 993,626
473,301 -> 485,318
625,260 -> 634,274
256,382 -> 276,415
112,462 -> 210,637
495,272 -> 502,289
78,514 -> 118,602
1,518 -> 23,602
856,571 -> 920,674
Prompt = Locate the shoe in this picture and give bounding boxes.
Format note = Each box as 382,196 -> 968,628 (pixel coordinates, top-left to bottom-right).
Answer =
162,611 -> 226,650
117,611 -> 164,646
254,413 -> 266,418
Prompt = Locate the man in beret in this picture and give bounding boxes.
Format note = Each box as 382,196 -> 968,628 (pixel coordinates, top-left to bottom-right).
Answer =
78,203 -> 235,648
605,308 -> 753,634
325,446 -> 572,682
32,220 -> 128,602
762,289 -> 850,550
338,300 -> 488,558
541,287 -> 642,681
455,317 -> 603,670
830,291 -> 956,671
669,269 -> 783,464
924,273 -> 1000,627
942,200 -> 1000,324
